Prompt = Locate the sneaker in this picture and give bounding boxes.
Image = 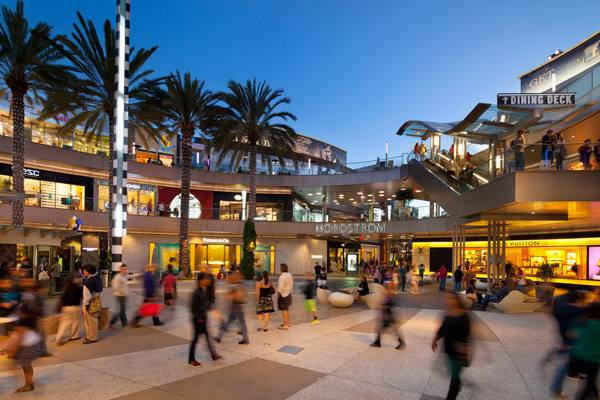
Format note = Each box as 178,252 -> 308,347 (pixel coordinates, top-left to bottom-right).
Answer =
370,341 -> 381,348
212,355 -> 223,361
238,340 -> 250,345
213,337 -> 221,343
395,342 -> 406,350
82,339 -> 98,345
311,319 -> 320,325
188,360 -> 202,367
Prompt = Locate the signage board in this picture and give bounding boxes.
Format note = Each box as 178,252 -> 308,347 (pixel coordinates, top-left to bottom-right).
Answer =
315,222 -> 385,235
497,93 -> 576,107
520,31 -> 600,93
202,238 -> 230,244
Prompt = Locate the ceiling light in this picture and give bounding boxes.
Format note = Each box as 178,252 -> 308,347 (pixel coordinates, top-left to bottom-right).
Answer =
368,193 -> 373,197
307,193 -> 313,196
349,198 -> 354,201
357,192 -> 363,195
387,198 -> 392,201
379,194 -> 385,197
379,190 -> 385,193
531,211 -> 535,215
338,194 -> 344,198
414,189 -> 422,193
316,192 -> 322,195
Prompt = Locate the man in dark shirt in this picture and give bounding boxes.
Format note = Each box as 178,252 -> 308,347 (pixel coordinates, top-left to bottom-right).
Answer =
188,273 -> 220,366
480,281 -> 509,311
540,129 -> 553,170
314,262 -> 323,282
453,266 -> 464,292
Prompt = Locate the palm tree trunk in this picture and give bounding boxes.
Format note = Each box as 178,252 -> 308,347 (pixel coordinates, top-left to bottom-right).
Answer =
248,143 -> 257,220
178,129 -> 193,275
10,92 -> 25,228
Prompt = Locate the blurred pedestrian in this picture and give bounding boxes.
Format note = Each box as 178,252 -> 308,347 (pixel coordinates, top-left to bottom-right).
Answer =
49,257 -> 61,295
0,266 -> 20,317
302,272 -> 319,325
161,264 -> 177,310
188,273 -> 221,366
0,314 -> 42,392
82,265 -> 102,344
109,264 -> 129,328
132,265 -> 163,327
55,273 -> 83,345
579,139 -> 593,170
277,263 -> 293,330
409,266 -> 419,295
432,292 -> 472,400
370,283 -> 405,349
255,271 -> 274,332
19,278 -> 51,357
418,264 -> 425,286
214,272 -> 249,344
569,302 -> 600,400
546,289 -> 583,398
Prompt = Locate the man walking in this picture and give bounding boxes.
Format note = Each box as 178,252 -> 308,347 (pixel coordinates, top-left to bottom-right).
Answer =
82,265 -> 102,344
277,263 -> 294,330
110,264 -> 129,328
453,266 -> 463,292
49,257 -> 61,295
188,273 -> 221,366
214,272 -> 249,344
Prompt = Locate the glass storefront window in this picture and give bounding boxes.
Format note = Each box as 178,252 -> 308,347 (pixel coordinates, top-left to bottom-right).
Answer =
24,179 -> 40,207
219,200 -> 283,221
98,183 -> 156,215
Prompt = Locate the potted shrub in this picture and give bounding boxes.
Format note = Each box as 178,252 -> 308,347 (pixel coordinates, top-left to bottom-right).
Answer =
535,263 -> 555,304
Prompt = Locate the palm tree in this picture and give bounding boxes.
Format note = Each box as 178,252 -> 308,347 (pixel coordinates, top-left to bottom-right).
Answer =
211,79 -> 298,220
0,1 -> 67,228
150,71 -> 217,274
38,11 -> 161,242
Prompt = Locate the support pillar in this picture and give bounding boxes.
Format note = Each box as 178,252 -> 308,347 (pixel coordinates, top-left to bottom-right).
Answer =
112,0 -> 130,272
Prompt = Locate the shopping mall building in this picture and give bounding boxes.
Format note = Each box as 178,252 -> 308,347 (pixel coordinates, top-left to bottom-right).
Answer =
1,31 -> 600,286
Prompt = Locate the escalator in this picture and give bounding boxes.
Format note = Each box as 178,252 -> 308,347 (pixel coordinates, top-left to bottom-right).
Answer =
406,159 -> 477,216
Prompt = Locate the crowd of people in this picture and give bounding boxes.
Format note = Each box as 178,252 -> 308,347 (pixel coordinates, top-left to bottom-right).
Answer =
3,259 -> 600,399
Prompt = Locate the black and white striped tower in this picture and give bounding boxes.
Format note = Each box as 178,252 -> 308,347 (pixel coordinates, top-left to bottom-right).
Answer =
112,0 -> 130,272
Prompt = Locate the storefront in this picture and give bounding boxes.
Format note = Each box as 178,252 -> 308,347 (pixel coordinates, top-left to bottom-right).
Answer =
0,164 -> 93,211
96,180 -> 158,215
326,241 -> 379,273
147,238 -> 275,275
413,237 -> 600,283
157,187 -> 212,219
213,192 -> 292,222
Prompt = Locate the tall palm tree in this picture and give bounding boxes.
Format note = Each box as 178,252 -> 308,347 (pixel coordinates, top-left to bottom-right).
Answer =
38,11 -> 161,242
150,71 -> 217,274
0,1 -> 67,228
212,79 -> 298,220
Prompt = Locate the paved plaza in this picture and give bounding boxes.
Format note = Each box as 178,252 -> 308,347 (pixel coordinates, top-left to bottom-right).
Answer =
0,279 -> 583,399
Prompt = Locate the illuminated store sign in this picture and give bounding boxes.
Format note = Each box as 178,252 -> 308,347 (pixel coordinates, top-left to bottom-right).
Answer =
315,222 -> 386,234
202,238 -> 230,244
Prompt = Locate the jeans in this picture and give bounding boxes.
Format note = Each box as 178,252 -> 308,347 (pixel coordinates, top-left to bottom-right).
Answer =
110,296 -> 128,326
549,349 -> 570,395
189,319 -> 218,362
446,357 -> 464,400
217,305 -> 248,342
481,294 -> 502,309
401,277 -> 406,291
555,153 -> 564,170
515,152 -> 525,171
439,278 -> 446,291
453,281 -> 462,292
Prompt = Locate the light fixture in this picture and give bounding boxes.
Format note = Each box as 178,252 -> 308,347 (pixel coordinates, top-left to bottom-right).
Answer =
379,194 -> 385,197
307,193 -> 313,196
316,192 -> 322,195
368,193 -> 373,197
357,191 -> 362,195
349,198 -> 354,201
531,211 -> 536,215
338,194 -> 344,198
387,198 -> 392,201
234,194 -> 242,201
379,190 -> 385,193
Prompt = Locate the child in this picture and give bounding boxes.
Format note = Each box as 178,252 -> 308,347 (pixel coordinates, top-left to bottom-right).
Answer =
161,264 -> 177,310
317,272 -> 328,289
1,315 -> 43,392
302,272 -> 319,325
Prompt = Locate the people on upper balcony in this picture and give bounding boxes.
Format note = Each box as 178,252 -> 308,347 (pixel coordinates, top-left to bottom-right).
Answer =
579,139 -> 593,170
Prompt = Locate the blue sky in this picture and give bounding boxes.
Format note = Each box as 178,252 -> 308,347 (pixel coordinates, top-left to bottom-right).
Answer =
16,0 -> 600,162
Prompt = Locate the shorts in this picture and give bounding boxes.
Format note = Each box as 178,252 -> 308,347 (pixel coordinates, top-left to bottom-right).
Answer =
304,299 -> 316,313
278,294 -> 292,311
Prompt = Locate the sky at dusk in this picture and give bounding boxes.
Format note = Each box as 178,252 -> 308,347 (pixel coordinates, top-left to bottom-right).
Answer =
14,0 -> 600,162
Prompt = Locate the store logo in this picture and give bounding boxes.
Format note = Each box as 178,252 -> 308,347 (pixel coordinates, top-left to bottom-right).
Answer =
202,238 -> 230,244
508,240 -> 540,247
315,222 -> 385,235
23,168 -> 40,177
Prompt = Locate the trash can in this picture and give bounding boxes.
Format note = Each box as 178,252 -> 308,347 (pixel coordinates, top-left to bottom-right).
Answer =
101,270 -> 109,288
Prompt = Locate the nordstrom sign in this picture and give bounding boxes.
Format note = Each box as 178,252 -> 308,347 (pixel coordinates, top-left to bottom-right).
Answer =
315,222 -> 386,235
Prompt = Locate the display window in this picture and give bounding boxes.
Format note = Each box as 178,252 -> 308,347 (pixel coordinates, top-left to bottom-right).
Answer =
218,200 -> 283,221
97,182 -> 156,215
1,174 -> 85,210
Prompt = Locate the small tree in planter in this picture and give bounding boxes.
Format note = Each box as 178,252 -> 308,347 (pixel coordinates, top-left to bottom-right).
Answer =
241,219 -> 257,279
536,262 -> 556,304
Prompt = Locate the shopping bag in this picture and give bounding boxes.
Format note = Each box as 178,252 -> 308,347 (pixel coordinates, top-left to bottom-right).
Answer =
139,302 -> 163,318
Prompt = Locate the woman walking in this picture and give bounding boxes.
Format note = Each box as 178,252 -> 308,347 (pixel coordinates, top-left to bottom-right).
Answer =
255,271 -> 275,331
432,292 -> 471,400
55,273 -> 83,345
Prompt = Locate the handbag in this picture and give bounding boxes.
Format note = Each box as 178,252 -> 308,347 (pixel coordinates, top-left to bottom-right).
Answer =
269,285 -> 275,295
88,296 -> 102,314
